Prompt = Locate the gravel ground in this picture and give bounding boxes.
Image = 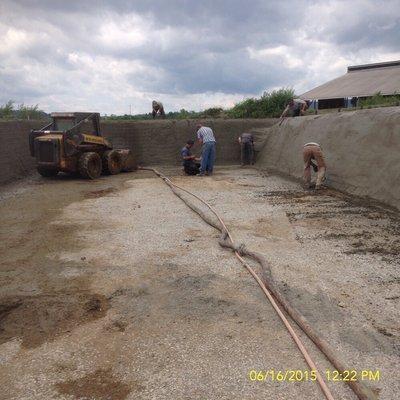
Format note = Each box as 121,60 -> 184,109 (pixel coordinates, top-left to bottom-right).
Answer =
0,166 -> 398,400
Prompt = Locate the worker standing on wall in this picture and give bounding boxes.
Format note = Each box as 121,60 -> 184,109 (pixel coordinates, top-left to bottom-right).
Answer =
152,100 -> 166,119
181,139 -> 200,175
196,124 -> 216,176
238,132 -> 254,166
303,142 -> 326,190
279,98 -> 308,124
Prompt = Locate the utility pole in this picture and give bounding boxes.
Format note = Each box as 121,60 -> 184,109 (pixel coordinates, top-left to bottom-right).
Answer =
129,104 -> 132,115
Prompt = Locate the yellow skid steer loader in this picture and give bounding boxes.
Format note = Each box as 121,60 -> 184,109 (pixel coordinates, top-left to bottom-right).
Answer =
29,112 -> 136,179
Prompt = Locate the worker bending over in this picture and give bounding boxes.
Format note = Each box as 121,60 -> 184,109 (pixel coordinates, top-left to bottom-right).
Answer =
238,132 -> 254,166
152,100 -> 165,118
280,98 -> 308,123
197,124 -> 216,176
303,142 -> 326,190
181,140 -> 200,175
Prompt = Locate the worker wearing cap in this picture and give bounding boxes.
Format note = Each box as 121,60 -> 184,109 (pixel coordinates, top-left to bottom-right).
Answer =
152,100 -> 165,118
303,142 -> 326,190
196,124 -> 216,176
181,139 -> 200,175
280,98 -> 308,121
238,132 -> 254,166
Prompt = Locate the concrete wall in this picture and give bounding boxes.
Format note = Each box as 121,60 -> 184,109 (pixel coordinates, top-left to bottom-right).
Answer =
3,111 -> 399,210
0,120 -> 45,185
257,107 -> 400,210
0,118 -> 276,185
102,119 -> 276,166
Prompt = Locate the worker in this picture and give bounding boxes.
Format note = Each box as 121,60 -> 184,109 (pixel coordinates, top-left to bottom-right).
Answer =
280,98 -> 308,123
196,124 -> 216,176
152,100 -> 165,118
303,142 -> 326,190
181,139 -> 200,175
238,132 -> 254,166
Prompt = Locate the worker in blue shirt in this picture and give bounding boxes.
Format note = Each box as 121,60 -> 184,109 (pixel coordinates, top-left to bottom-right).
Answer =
181,140 -> 200,175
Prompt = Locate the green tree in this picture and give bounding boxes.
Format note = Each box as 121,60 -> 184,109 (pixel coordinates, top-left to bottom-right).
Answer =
227,88 -> 295,118
16,103 -> 42,120
359,92 -> 400,108
0,100 -> 15,119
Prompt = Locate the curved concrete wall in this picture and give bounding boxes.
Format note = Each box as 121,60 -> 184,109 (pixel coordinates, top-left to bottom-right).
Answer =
0,118 -> 276,185
257,107 -> 400,210
102,118 -> 277,166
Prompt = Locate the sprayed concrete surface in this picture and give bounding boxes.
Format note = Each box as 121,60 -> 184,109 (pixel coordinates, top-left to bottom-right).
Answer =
0,167 -> 399,400
258,107 -> 400,210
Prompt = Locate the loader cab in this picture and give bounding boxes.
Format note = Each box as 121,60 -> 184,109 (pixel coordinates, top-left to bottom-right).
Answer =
51,112 -> 101,136
53,117 -> 75,132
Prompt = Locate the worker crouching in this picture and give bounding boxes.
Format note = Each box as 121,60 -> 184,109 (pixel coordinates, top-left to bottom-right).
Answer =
181,140 -> 200,175
152,100 -> 165,119
303,142 -> 326,190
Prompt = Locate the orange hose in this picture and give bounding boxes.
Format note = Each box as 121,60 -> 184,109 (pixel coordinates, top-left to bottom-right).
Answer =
141,167 -> 335,400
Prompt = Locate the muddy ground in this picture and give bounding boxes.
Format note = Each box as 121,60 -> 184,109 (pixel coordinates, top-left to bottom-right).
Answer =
0,167 -> 398,400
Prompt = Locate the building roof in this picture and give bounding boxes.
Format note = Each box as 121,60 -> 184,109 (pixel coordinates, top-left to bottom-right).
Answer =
300,60 -> 400,100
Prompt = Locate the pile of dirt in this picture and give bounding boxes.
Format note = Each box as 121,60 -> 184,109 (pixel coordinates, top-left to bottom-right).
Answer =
56,368 -> 134,400
0,292 -> 108,348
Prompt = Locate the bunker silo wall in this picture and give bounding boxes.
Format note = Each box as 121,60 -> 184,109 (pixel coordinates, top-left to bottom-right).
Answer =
1,110 -> 399,211
0,118 -> 276,185
257,107 -> 400,210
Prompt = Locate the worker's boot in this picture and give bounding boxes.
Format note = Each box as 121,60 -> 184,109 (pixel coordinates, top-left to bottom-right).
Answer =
303,181 -> 313,190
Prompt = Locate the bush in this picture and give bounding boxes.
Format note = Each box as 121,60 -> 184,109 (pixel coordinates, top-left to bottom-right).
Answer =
359,92 -> 400,108
0,100 -> 15,119
200,107 -> 224,118
227,88 -> 295,118
0,100 -> 47,120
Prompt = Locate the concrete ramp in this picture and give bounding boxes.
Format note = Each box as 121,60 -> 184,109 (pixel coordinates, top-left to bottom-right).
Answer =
257,107 -> 400,210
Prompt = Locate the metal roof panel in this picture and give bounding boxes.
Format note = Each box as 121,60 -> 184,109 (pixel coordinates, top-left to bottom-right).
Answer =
300,63 -> 400,100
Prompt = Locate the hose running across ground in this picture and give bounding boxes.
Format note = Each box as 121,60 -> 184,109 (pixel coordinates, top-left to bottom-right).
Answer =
140,167 -> 377,400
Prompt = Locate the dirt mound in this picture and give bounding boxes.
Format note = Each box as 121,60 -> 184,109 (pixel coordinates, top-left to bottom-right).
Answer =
0,292 -> 108,348
56,368 -> 134,400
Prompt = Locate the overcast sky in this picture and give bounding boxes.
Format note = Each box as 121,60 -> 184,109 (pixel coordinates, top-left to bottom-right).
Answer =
1,0 -> 399,114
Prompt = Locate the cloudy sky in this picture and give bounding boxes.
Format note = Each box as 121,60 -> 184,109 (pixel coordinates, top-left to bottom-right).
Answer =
1,0 -> 399,115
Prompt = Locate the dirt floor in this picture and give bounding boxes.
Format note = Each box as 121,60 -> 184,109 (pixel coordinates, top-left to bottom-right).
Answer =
0,166 -> 399,400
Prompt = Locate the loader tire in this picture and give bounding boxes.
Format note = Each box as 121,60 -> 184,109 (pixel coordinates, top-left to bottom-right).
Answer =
102,149 -> 122,175
78,152 -> 102,179
117,149 -> 138,172
37,167 -> 59,177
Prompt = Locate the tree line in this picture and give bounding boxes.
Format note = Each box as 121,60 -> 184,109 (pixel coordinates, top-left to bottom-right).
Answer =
3,89 -> 400,121
102,88 -> 295,120
0,100 -> 48,120
0,88 -> 294,121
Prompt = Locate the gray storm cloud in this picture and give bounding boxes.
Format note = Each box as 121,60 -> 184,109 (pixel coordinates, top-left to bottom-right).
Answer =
0,0 -> 399,114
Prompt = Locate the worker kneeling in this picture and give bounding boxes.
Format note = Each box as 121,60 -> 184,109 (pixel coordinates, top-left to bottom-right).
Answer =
181,139 -> 200,175
303,142 -> 326,190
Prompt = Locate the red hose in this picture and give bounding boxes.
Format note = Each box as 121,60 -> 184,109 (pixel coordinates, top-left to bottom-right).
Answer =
141,167 -> 335,400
